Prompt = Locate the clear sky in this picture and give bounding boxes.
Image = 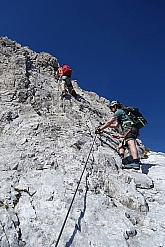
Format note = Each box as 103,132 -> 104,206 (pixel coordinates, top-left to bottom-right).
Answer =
1,0 -> 165,152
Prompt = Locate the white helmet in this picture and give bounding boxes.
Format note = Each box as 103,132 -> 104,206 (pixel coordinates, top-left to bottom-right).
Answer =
110,100 -> 120,107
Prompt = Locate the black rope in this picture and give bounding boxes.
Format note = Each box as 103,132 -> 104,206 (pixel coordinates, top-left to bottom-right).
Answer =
55,134 -> 97,247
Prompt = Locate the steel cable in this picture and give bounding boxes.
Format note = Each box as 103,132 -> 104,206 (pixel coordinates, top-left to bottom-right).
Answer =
55,134 -> 97,247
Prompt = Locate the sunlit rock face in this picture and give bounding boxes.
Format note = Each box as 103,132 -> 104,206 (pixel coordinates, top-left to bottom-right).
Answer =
0,37 -> 165,247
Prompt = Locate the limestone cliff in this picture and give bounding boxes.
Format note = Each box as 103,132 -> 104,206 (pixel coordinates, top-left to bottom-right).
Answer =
0,37 -> 165,247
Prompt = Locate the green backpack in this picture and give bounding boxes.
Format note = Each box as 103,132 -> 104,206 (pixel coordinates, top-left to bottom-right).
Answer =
122,106 -> 148,129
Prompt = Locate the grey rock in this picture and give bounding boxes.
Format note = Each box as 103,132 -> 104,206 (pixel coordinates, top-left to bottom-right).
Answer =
0,37 -> 165,247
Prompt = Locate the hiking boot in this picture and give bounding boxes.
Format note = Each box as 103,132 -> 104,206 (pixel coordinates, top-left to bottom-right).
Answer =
61,90 -> 67,97
122,155 -> 134,165
123,163 -> 140,170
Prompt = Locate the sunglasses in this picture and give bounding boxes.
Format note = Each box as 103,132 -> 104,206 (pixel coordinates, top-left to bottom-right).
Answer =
110,105 -> 115,109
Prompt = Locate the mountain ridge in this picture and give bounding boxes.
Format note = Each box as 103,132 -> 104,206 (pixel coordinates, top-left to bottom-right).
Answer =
0,37 -> 165,247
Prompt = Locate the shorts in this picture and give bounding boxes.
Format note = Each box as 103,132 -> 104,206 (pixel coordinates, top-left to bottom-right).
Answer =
124,127 -> 139,141
121,127 -> 139,147
59,76 -> 73,88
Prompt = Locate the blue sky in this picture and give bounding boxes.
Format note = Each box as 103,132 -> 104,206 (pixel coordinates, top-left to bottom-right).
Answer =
1,0 -> 165,152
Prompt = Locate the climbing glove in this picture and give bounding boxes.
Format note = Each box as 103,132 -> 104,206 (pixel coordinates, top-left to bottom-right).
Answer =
95,127 -> 102,134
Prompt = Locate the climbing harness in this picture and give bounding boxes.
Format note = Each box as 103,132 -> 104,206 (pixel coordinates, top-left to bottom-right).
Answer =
55,134 -> 97,247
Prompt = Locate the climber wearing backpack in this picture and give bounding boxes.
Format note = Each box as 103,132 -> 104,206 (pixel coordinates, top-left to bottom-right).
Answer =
55,64 -> 77,98
95,100 -> 141,170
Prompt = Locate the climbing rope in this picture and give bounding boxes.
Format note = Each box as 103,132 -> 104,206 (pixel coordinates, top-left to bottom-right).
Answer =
55,134 -> 97,247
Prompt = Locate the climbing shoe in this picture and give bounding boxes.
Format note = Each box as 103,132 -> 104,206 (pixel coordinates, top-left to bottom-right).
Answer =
123,163 -> 140,170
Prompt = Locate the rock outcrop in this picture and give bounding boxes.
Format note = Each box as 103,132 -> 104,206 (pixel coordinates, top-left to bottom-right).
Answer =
0,37 -> 165,247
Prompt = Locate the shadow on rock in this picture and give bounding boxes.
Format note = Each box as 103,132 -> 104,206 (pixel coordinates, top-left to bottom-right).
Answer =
75,94 -> 87,102
65,173 -> 89,247
64,93 -> 71,100
141,163 -> 157,175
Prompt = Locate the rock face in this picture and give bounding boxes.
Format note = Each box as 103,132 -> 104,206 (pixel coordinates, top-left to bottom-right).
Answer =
0,37 -> 165,247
